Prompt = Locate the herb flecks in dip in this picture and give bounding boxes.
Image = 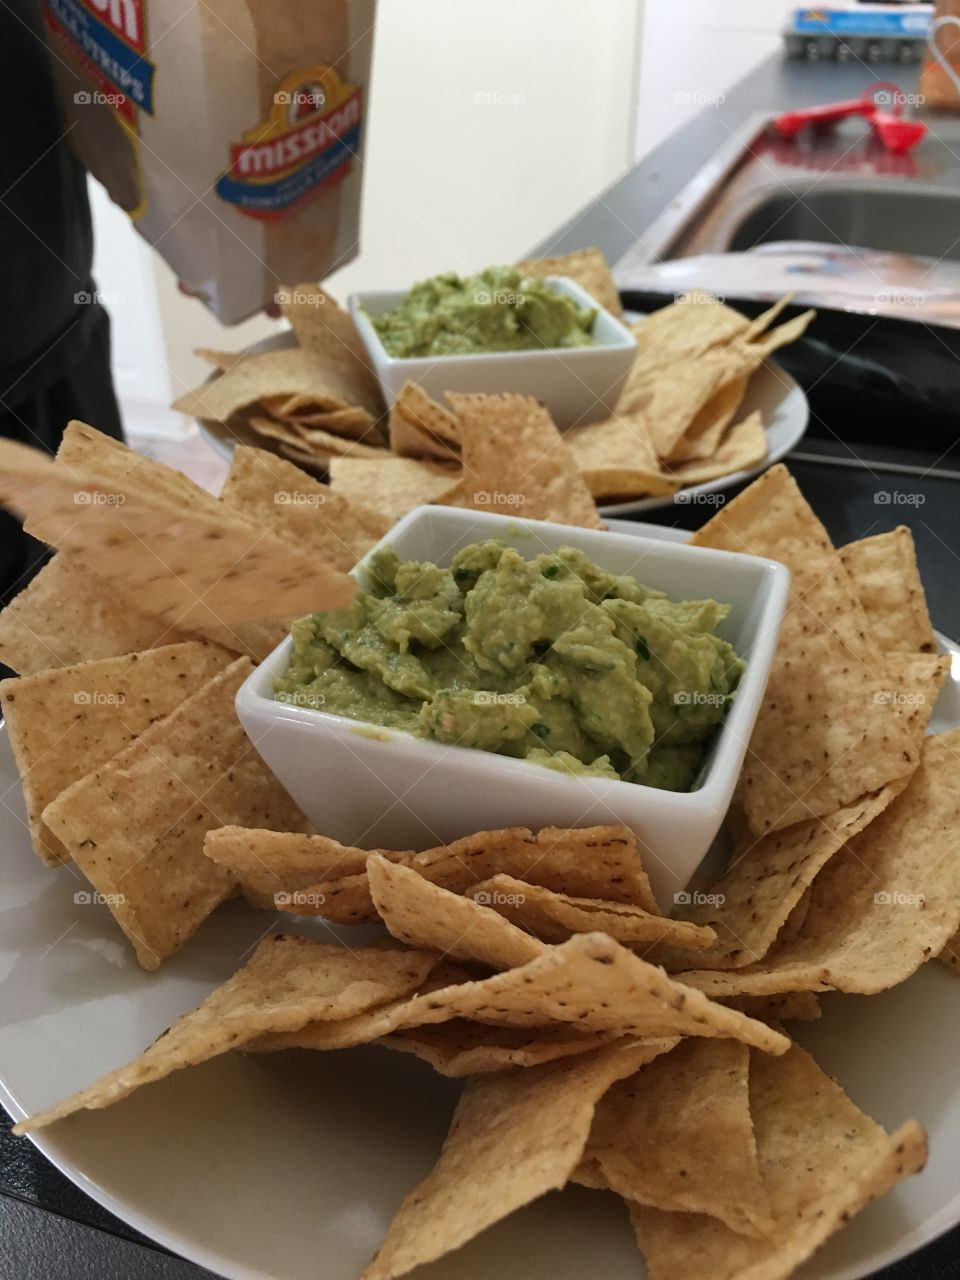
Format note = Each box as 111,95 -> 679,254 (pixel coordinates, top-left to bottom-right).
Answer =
276,542 -> 743,791
370,266 -> 597,359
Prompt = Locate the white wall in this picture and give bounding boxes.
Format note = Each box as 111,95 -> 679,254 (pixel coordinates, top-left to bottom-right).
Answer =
634,0 -> 795,159
88,180 -> 176,435
90,0 -> 644,435
329,0 -> 643,294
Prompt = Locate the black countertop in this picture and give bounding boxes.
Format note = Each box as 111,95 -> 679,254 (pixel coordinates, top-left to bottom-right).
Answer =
5,47 -> 960,1280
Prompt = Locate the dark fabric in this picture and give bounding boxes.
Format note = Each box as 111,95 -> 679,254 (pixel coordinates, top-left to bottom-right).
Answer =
0,0 -> 98,397
0,1 -> 123,616
0,303 -> 122,610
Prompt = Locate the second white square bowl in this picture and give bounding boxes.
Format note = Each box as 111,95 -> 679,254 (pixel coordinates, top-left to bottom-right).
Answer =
348,276 -> 637,428
236,507 -> 789,908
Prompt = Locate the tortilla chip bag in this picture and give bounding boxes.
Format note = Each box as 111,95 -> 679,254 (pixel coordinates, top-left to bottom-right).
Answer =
42,0 -> 377,321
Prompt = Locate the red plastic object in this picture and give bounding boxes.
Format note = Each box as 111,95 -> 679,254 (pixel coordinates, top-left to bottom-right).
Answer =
773,98 -> 875,138
772,84 -> 927,155
871,111 -> 928,156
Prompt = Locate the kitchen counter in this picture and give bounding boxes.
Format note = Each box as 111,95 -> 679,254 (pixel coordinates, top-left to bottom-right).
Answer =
536,51 -> 929,264
3,48 -> 959,1280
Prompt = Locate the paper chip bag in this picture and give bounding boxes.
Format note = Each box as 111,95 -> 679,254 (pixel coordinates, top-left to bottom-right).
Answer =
42,0 -> 377,322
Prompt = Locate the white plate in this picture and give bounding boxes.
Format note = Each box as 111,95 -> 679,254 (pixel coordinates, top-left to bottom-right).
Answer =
197,321 -> 810,518
0,520 -> 956,1280
597,312 -> 810,517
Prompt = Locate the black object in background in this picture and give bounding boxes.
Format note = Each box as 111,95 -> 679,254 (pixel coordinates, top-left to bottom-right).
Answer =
0,0 -> 123,613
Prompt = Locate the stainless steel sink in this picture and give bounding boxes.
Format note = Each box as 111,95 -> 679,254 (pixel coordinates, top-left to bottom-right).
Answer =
726,187 -> 960,262
615,110 -> 960,314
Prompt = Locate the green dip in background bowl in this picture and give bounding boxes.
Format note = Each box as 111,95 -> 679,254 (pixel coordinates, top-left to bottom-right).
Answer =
369,265 -> 597,359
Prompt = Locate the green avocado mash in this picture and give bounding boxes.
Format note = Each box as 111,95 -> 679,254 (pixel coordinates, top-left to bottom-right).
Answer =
370,266 -> 597,358
275,541 -> 744,792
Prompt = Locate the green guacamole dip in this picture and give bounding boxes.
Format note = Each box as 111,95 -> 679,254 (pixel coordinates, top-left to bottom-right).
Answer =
370,266 -> 597,358
275,541 -> 744,792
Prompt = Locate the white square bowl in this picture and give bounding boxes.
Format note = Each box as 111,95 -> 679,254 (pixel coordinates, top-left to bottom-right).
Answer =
236,507 -> 789,908
348,275 -> 637,429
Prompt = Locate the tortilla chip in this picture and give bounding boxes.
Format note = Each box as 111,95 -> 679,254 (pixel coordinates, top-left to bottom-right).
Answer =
42,658 -> 309,969
742,294 -> 795,341
400,932 -> 789,1048
218,446 -> 387,570
665,376 -> 748,465
194,347 -> 248,373
251,963 -> 475,1056
628,292 -> 750,377
839,526 -> 937,654
260,394 -> 378,442
660,779 -> 910,972
388,409 -> 459,463
678,729 -> 960,998
388,383 -> 461,463
0,438 -> 356,632
267,869 -> 377,923
236,414 -> 304,449
56,422 -> 219,516
631,346 -> 759,460
1,641 -> 231,866
446,392 -> 604,529
690,463 -> 833,568
743,308 -> 815,359
516,247 -> 623,315
389,404 -> 460,465
329,456 -> 461,524
292,405 -> 380,435
0,554 -> 194,676
255,825 -> 660,922
637,300 -> 811,462
244,417 -> 385,462
631,1044 -> 927,1280
294,428 -> 385,460
565,412 -> 679,498
382,1021 -> 620,1076
667,410 -> 766,487
362,1040 -> 673,1280
692,467 -> 941,833
938,927 -> 960,976
749,630 -> 943,835
274,442 -> 323,472
392,382 -> 460,445
367,855 -> 545,970
581,1038 -> 772,1236
14,938 -> 438,1132
727,992 -> 821,1023
278,284 -> 383,411
258,930 -> 787,1064
203,825 -> 385,909
468,874 -> 715,954
172,348 -> 366,423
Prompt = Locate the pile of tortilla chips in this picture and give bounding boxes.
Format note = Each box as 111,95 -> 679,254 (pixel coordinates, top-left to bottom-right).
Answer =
0,425 -> 396,967
570,290 -> 814,502
645,466 -> 960,1004
13,821 -> 930,1280
175,249 -> 809,520
174,288 -> 391,469
2,442 -> 954,1280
